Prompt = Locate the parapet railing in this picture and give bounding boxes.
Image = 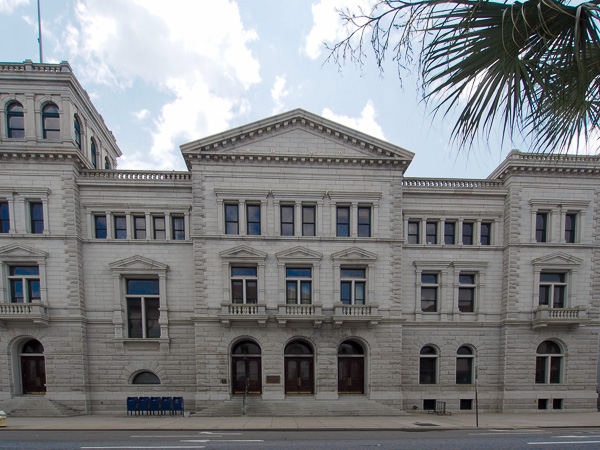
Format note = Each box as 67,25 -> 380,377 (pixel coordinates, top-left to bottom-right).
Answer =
403,178 -> 503,189
79,170 -> 191,181
0,302 -> 47,316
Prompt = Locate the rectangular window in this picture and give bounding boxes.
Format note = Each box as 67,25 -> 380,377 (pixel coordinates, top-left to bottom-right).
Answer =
281,205 -> 294,236
337,206 -> 350,237
231,267 -> 258,304
114,215 -> 127,239
423,399 -> 436,410
8,266 -> 41,303
538,399 -> 548,410
1,201 -> 10,233
536,355 -> 562,384
444,222 -> 455,245
421,273 -> 438,312
246,204 -> 261,236
456,357 -> 473,384
286,268 -> 312,305
153,216 -> 166,240
126,279 -> 160,339
565,213 -> 577,243
553,399 -> 563,410
29,202 -> 44,234
536,212 -> 548,242
94,215 -> 107,239
172,215 -> 185,240
458,274 -> 475,313
539,273 -> 566,308
133,216 -> 146,239
460,399 -> 473,410
408,221 -> 420,244
302,205 -> 316,237
462,221 -> 474,245
419,358 -> 437,384
480,222 -> 492,245
426,221 -> 437,244
225,203 -> 239,235
358,206 -> 371,237
340,268 -> 366,305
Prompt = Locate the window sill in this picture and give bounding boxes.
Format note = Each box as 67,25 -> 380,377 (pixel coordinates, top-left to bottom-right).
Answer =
113,337 -> 170,353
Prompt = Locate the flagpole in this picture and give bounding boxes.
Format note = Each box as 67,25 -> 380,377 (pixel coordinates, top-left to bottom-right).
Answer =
37,0 -> 43,63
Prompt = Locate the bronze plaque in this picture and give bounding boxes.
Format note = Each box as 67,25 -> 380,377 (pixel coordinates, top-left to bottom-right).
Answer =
266,375 -> 280,384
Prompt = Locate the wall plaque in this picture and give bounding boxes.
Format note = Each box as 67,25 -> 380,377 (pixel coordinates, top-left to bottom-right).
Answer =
266,375 -> 280,384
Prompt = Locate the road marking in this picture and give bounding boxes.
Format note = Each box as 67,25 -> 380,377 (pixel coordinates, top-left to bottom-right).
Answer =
181,440 -> 264,443
81,447 -> 205,449
556,436 -> 600,439
470,431 -> 548,436
130,435 -> 209,438
529,441 -> 600,445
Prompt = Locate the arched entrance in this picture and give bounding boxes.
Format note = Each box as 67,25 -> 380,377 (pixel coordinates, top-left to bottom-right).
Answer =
20,339 -> 46,395
231,340 -> 262,394
338,340 -> 365,394
284,340 -> 314,394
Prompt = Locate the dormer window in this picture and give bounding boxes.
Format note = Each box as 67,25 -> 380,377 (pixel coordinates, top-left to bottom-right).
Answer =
42,103 -> 60,139
7,102 -> 24,138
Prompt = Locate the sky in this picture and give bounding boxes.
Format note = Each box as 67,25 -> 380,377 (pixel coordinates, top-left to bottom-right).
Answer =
0,0 -> 547,179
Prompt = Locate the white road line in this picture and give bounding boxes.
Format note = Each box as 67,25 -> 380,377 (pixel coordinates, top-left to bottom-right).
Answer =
529,441 -> 600,445
81,447 -> 205,449
129,435 -> 208,438
470,432 -> 548,436
181,440 -> 264,443
556,436 -> 600,439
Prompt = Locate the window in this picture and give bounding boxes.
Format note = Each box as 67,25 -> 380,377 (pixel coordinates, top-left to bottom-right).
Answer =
539,273 -> 566,308
91,139 -> 98,168
153,216 -> 166,239
171,215 -> 185,240
231,267 -> 258,304
134,216 -> 146,239
458,274 -> 475,312
480,222 -> 492,245
225,203 -> 239,235
426,221 -> 438,244
462,221 -> 474,245
337,206 -> 350,237
105,156 -> 111,170
74,116 -> 82,150
444,222 -> 455,244
536,212 -> 548,242
132,371 -> 160,385
302,205 -> 316,236
460,399 -> 473,410
340,268 -> 366,305
8,266 -> 40,303
565,213 -> 577,243
408,221 -> 419,244
114,215 -> 127,239
553,399 -> 563,410
246,204 -> 261,235
421,273 -> 438,312
0,201 -> 9,233
286,268 -> 312,304
126,279 -> 160,338
281,205 -> 294,236
419,346 -> 438,384
456,346 -> 474,384
7,101 -> 24,138
42,103 -> 60,139
358,206 -> 371,237
538,399 -> 548,410
423,399 -> 436,410
29,202 -> 44,234
94,215 -> 107,239
535,341 -> 562,384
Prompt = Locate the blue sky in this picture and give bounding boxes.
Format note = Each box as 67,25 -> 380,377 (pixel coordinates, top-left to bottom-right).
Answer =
1,0 -> 529,178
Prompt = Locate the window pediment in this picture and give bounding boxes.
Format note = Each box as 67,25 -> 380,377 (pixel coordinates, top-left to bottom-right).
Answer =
109,255 -> 169,273
332,247 -> 377,262
0,243 -> 48,259
532,252 -> 583,267
220,245 -> 267,262
276,246 -> 323,262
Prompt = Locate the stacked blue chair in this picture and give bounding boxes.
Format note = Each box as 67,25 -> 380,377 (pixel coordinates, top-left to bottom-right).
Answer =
127,397 -> 138,415
138,396 -> 150,415
149,397 -> 161,415
161,396 -> 173,415
173,397 -> 184,415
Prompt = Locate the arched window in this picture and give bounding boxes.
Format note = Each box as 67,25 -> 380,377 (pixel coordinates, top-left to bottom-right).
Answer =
105,156 -> 111,170
231,340 -> 261,394
419,346 -> 438,384
338,340 -> 365,394
536,340 -> 563,384
20,339 -> 46,394
232,340 -> 261,355
7,102 -> 24,138
42,103 -> 60,139
90,138 -> 98,168
456,346 -> 474,384
284,340 -> 314,394
74,116 -> 82,150
132,371 -> 160,384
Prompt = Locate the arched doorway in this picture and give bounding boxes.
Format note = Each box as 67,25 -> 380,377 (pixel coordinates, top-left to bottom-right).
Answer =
338,340 -> 365,394
231,340 -> 262,394
284,340 -> 314,394
20,339 -> 46,395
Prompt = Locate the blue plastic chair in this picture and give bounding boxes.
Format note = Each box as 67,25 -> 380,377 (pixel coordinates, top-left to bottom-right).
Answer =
173,397 -> 184,415
161,396 -> 173,415
126,397 -> 138,416
149,397 -> 161,415
138,396 -> 149,415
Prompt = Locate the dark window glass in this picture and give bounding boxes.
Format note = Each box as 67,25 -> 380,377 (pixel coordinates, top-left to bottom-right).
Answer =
419,347 -> 437,384
281,205 -> 294,236
8,266 -> 41,303
423,399 -> 436,410
29,202 -> 43,234
232,341 -> 261,355
460,399 -> 473,410
338,341 -> 364,355
126,279 -> 160,339
7,102 -> 24,138
132,372 -> 160,384
225,204 -> 239,235
539,273 -> 566,308
536,212 -> 548,242
105,156 -> 111,169
553,399 -> 563,410
302,205 -> 316,236
286,268 -> 311,277
444,222 -> 455,244
247,204 -> 261,235
134,216 -> 146,239
91,139 -> 98,168
145,298 -> 160,338
341,268 -> 365,278
538,399 -> 548,410
286,268 -> 312,305
536,341 -> 563,384
408,221 -> 419,244
127,279 -> 159,295
94,215 -> 107,239
231,280 -> 243,303
462,222 -> 474,245
358,206 -> 371,237
458,274 -> 475,313
426,221 -> 437,244
114,215 -> 127,239
246,280 -> 257,303
337,206 -> 350,237
127,298 -> 142,338
74,117 -> 81,150
231,267 -> 258,304
340,268 -> 366,305
232,267 -> 257,277
341,281 -> 351,304
153,216 -> 166,239
421,273 -> 438,312
456,347 -> 473,384
172,215 -> 185,240
0,201 -> 10,233
42,104 -> 60,139
284,341 -> 313,355
565,213 -> 576,243
480,222 -> 492,245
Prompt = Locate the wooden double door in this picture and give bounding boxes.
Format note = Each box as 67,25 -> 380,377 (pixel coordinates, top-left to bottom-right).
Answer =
285,357 -> 314,394
232,356 -> 262,394
338,357 -> 364,394
21,355 -> 46,395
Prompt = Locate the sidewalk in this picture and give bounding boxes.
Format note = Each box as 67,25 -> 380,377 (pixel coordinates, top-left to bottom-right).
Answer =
1,412 -> 598,431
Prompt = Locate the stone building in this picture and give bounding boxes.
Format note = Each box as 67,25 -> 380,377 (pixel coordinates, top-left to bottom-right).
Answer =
0,60 -> 598,415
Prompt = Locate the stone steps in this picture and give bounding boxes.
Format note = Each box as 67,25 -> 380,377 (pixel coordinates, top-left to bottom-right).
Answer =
1,397 -> 80,417
195,397 -> 407,417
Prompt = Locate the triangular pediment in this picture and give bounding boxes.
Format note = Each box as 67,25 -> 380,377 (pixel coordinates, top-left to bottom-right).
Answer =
276,246 -> 323,261
0,243 -> 48,259
331,247 -> 378,262
109,255 -> 169,272
532,252 -> 583,266
220,245 -> 267,261
181,109 -> 414,166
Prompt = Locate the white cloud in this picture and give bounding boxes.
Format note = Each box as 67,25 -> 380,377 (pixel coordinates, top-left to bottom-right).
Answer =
271,75 -> 289,114
133,109 -> 149,121
305,0 -> 375,60
0,0 -> 29,14
322,100 -> 385,139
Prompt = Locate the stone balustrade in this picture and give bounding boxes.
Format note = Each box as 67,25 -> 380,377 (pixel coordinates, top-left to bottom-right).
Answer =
275,304 -> 325,327
79,170 -> 191,182
219,303 -> 268,327
0,302 -> 49,325
532,305 -> 588,329
403,178 -> 503,189
333,303 -> 381,327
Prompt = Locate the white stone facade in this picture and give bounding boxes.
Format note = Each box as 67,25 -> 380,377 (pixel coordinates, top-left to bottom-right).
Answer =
0,61 -> 598,415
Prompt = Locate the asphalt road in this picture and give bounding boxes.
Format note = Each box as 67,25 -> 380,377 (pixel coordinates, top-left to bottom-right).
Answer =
2,428 -> 600,449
